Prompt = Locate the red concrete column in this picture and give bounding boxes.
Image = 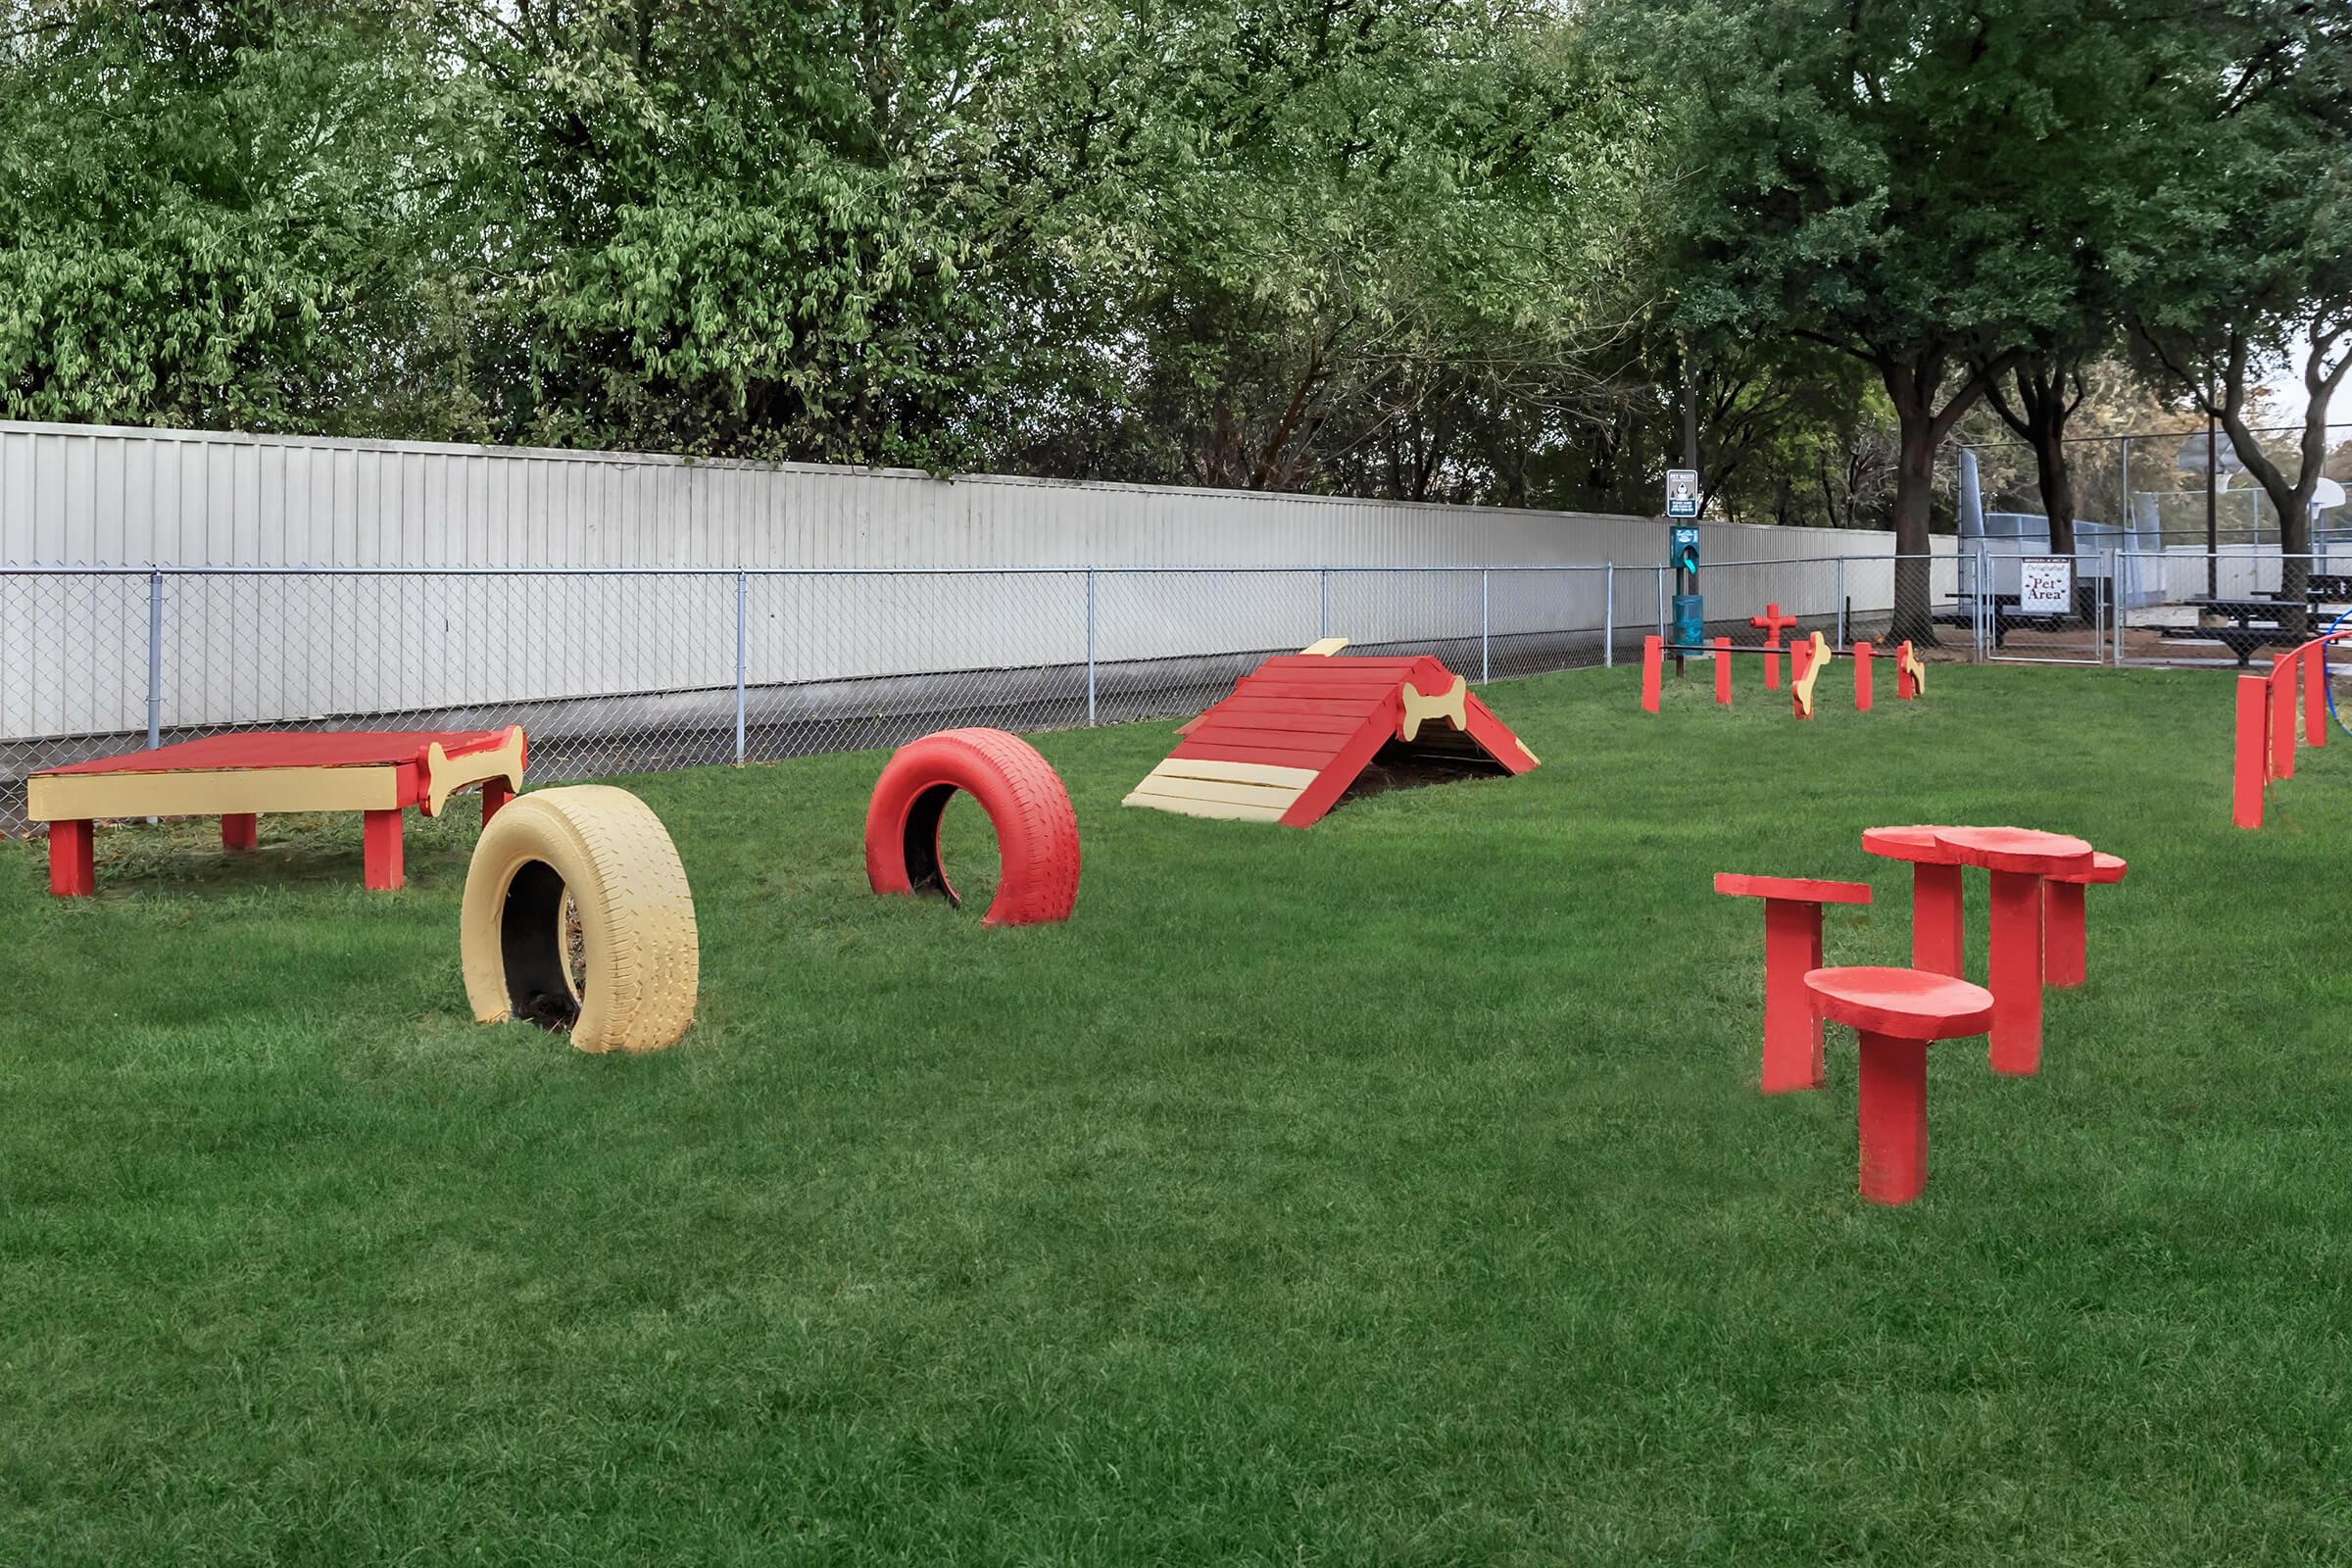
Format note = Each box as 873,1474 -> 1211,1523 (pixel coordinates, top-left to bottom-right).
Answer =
1853,641 -> 1874,710
481,779 -> 514,823
2043,879 -> 2087,988
1911,862 -> 1965,977
363,808 -> 405,891
2272,650 -> 2297,779
1761,899 -> 1826,1094
2308,639 -> 2329,748
221,813 -> 259,854
1641,635 -> 1662,713
1984,867 -> 2046,1075
2233,674 -> 2268,829
1713,637 -> 1731,705
1857,1029 -> 1930,1204
48,820 -> 96,897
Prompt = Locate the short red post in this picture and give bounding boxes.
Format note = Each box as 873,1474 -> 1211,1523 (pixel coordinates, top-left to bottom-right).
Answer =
1641,635 -> 1662,713
2043,852 -> 2127,989
1714,873 -> 1873,1095
1853,641 -> 1874,711
2042,880 -> 2087,988
1935,828 -> 2092,1077
1763,649 -> 1781,691
2272,650 -> 2297,780
48,819 -> 96,897
221,813 -> 259,854
363,808 -> 405,891
1714,637 -> 1732,704
2234,674 -> 2268,828
1806,966 -> 1996,1206
481,779 -> 514,823
2308,639 -> 2329,748
1896,640 -> 1917,701
1856,1030 -> 1931,1203
1789,636 -> 1815,720
1861,826 -> 1965,977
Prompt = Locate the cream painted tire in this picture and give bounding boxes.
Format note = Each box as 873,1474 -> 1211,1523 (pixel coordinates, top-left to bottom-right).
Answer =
461,786 -> 699,1053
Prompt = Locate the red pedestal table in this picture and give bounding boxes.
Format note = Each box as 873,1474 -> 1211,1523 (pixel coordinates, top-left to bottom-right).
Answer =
1805,966 -> 1997,1204
2043,852 -> 2128,989
1933,827 -> 2093,1076
1713,872 -> 1874,1094
1861,825 -> 1969,978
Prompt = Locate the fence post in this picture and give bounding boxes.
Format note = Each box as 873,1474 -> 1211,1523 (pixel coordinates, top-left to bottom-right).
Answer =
1085,568 -> 1098,725
1604,564 -> 1615,666
733,569 -> 748,765
1836,558 -> 1846,649
145,568 -> 164,750
1319,567 -> 1330,640
1480,568 -> 1491,684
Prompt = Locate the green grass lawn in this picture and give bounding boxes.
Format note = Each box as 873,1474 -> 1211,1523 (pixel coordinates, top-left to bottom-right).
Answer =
5,662 -> 2350,1565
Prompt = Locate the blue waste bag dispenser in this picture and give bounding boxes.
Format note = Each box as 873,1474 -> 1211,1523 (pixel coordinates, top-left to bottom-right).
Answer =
1670,525 -> 1703,652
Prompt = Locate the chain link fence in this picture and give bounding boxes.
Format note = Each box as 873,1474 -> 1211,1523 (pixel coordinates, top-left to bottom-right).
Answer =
6,555 -> 1966,833
2114,550 -> 2352,672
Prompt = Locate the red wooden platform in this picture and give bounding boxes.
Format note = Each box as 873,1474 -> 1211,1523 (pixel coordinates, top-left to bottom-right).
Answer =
30,727 -> 525,896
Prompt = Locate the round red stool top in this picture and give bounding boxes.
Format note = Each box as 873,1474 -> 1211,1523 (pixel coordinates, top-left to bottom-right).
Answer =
1804,966 -> 1995,1041
1861,824 -> 1967,864
1713,872 -> 1873,905
2046,851 -> 2128,886
1933,826 -> 2093,876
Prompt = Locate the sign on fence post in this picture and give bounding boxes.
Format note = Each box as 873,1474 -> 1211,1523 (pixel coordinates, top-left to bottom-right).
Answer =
1665,470 -> 1700,519
2019,557 -> 2073,617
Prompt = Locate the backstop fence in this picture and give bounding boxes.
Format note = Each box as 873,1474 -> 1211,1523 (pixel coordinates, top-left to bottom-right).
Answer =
2,554 -> 1962,832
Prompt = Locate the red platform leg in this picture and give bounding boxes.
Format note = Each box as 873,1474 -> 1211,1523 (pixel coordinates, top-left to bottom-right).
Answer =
1853,641 -> 1874,711
1984,867 -> 2046,1075
2272,651 -> 2297,779
1641,636 -> 1662,713
1714,637 -> 1732,705
48,819 -> 96,898
221,813 -> 259,854
481,779 -> 514,823
1856,1029 -> 1930,1204
1911,861 -> 1965,977
2309,640 -> 2329,748
1763,650 -> 1781,691
363,808 -> 404,891
2044,878 -> 2087,989
1761,899 -> 1827,1094
2233,674 -> 2268,828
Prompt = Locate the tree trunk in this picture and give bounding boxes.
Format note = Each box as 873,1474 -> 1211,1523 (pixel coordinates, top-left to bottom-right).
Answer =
1890,411 -> 1938,645
2030,430 -> 2078,559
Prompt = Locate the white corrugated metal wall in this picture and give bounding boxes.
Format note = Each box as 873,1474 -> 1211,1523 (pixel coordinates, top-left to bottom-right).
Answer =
2,421 -> 1948,744
1,419 -> 1902,569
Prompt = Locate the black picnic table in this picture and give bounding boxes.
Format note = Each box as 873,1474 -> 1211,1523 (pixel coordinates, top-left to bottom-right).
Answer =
2158,596 -> 2306,667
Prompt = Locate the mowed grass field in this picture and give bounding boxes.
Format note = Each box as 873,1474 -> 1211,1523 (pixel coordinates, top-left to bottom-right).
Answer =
5,662 -> 2350,1565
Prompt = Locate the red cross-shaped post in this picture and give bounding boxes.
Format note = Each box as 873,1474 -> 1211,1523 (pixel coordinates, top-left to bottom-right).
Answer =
1749,603 -> 1799,647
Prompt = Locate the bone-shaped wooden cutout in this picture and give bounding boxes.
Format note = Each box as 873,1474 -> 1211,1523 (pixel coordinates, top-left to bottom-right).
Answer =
1790,631 -> 1830,718
1399,675 -> 1468,741
423,725 -> 526,817
1899,640 -> 1927,696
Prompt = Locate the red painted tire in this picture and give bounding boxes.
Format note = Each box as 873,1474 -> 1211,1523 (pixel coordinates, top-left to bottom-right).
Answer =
863,728 -> 1080,926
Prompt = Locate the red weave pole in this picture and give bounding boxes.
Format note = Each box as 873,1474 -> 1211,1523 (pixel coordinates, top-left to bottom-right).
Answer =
2272,650 -> 2297,781
1714,637 -> 1732,704
1641,635 -> 1662,713
2307,637 -> 2328,747
2233,673 -> 2268,829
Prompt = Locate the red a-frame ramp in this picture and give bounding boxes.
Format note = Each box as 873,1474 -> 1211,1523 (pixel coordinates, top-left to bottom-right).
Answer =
1122,641 -> 1539,827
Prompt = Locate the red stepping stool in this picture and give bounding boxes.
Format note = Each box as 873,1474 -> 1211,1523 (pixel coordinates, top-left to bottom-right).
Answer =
1805,966 -> 1997,1204
2043,852 -> 2127,989
1714,872 -> 1875,1094
1933,827 -> 2093,1076
1861,825 -> 1968,978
